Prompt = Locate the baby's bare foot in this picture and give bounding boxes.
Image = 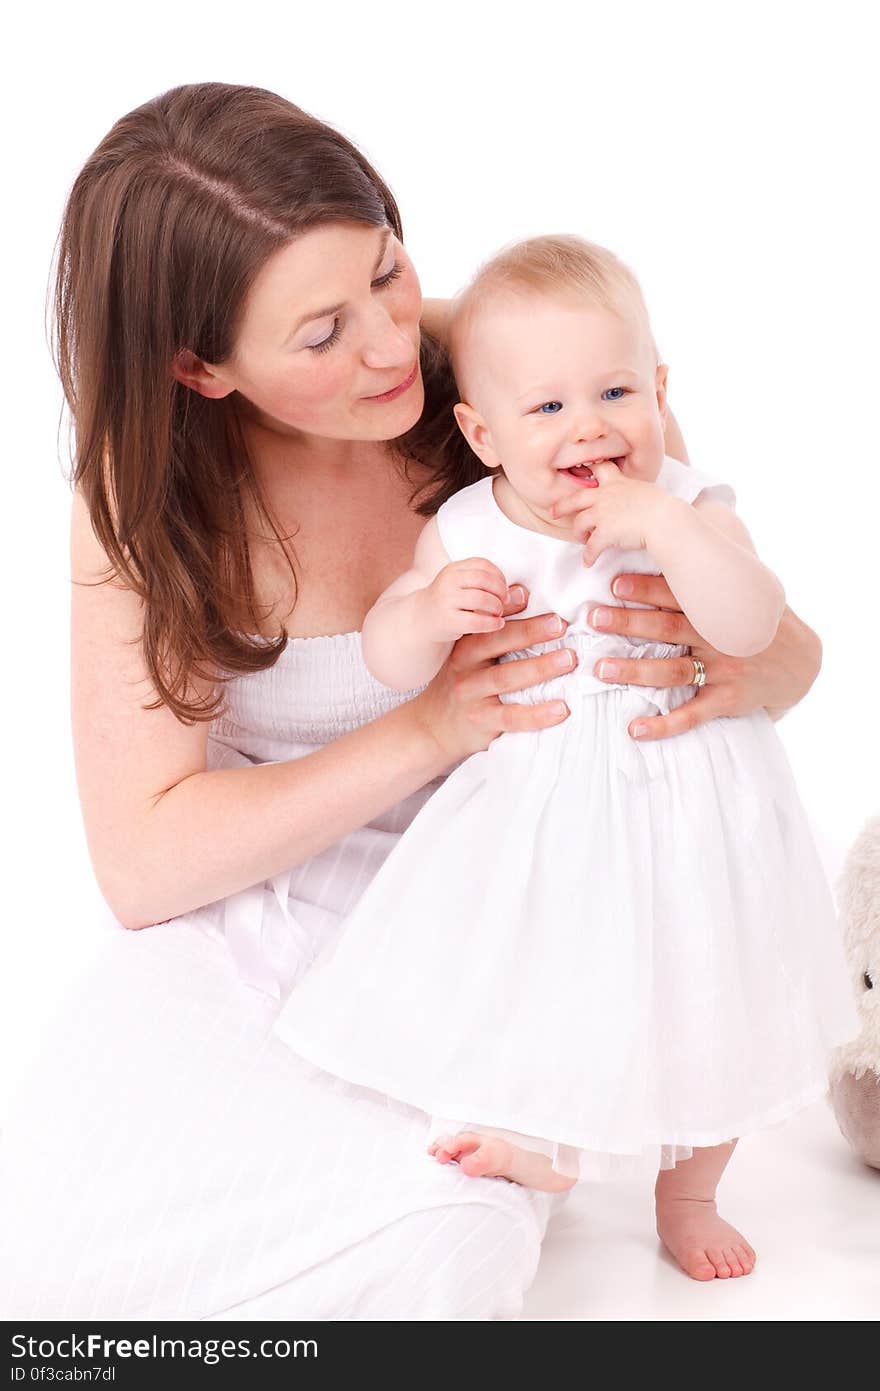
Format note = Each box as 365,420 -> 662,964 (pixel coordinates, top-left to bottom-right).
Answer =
655,1196 -> 757,1280
428,1132 -> 575,1192
428,1132 -> 510,1178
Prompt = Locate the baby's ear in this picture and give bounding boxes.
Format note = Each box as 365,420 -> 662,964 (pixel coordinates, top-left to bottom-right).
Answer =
655,363 -> 669,423
453,402 -> 500,470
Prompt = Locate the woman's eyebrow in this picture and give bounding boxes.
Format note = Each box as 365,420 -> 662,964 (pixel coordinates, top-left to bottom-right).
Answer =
287,228 -> 392,340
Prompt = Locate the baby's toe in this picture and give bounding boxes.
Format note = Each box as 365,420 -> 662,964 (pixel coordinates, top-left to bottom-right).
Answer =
685,1248 -> 717,1281
706,1246 -> 731,1278
430,1135 -> 460,1161
723,1247 -> 744,1277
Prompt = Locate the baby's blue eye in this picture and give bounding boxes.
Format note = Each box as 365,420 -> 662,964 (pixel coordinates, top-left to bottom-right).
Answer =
603,387 -> 628,401
538,401 -> 563,414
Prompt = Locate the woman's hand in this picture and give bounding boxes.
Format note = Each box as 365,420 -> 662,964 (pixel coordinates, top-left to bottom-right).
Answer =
590,573 -> 822,740
413,585 -> 576,763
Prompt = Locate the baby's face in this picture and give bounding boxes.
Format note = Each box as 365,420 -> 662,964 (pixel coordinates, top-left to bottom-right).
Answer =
453,291 -> 668,536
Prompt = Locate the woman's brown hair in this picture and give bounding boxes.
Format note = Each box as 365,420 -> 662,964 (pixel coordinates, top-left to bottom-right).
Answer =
56,82 -> 480,721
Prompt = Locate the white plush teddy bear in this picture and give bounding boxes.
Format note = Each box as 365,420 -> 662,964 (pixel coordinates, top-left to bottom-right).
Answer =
829,815 -> 880,1169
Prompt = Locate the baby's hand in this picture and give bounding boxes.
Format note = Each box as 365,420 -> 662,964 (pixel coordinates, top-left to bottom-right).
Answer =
419,558 -> 510,641
551,461 -> 673,567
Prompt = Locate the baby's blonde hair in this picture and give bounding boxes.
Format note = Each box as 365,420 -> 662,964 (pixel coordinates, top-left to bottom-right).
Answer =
449,234 -> 657,399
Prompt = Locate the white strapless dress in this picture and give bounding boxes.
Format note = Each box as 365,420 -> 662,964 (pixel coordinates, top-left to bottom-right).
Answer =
0,632 -> 556,1320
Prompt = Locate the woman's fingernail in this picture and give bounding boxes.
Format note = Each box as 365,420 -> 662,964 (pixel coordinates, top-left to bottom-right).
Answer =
508,585 -> 526,604
590,607 -> 613,628
549,702 -> 569,717
553,648 -> 576,671
631,722 -> 648,738
613,578 -> 634,599
545,615 -> 565,636
597,660 -> 621,681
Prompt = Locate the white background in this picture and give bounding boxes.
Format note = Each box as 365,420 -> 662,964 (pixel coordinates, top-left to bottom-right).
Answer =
2,0 -> 877,1112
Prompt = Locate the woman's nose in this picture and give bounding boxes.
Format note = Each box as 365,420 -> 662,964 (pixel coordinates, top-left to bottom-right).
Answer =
361,304 -> 414,369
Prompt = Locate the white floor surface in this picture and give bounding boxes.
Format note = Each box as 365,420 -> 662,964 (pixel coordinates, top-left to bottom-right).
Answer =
522,1098 -> 879,1320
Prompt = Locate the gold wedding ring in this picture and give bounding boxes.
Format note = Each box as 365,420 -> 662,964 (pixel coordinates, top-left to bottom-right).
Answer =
690,657 -> 707,688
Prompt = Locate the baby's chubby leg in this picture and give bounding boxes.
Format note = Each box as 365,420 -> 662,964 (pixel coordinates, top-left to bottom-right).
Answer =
428,1132 -> 576,1194
655,1140 -> 756,1280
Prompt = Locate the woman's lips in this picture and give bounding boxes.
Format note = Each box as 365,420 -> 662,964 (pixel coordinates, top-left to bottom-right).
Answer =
362,362 -> 419,403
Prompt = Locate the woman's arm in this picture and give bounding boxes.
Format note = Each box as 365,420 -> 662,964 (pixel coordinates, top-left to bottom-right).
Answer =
420,297 -> 453,344
72,493 -> 575,929
663,410 -> 689,464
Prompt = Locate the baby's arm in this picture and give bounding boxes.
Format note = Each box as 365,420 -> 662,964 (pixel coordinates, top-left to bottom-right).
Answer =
647,498 -> 785,658
362,518 -> 509,691
555,469 -> 786,658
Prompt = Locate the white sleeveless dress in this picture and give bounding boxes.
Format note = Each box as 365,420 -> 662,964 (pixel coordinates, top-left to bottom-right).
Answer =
0,633 -> 557,1320
274,458 -> 859,1183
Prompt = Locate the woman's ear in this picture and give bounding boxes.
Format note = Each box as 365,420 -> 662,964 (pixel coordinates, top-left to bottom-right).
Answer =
452,402 -> 500,470
170,349 -> 236,400
655,363 -> 669,424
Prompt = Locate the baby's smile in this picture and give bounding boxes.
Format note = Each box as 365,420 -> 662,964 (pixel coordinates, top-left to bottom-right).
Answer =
559,455 -> 627,486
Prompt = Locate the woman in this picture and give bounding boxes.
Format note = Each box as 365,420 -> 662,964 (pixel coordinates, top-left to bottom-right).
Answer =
0,83 -> 821,1320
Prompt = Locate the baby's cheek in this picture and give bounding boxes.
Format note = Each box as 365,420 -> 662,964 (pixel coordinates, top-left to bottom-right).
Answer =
634,418 -> 667,477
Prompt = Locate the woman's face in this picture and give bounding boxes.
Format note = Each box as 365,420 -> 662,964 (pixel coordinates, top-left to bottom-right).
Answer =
211,221 -> 424,442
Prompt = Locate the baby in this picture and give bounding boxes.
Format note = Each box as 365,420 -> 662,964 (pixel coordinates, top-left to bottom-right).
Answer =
366,238 -> 782,681
275,236 -> 857,1281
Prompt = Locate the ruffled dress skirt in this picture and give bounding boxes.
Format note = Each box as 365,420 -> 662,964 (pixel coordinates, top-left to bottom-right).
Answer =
274,636 -> 859,1182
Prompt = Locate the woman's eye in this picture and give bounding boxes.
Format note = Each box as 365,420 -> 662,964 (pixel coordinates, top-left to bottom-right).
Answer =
602,387 -> 628,401
373,262 -> 404,289
307,263 -> 403,355
308,319 -> 343,355
538,401 -> 563,414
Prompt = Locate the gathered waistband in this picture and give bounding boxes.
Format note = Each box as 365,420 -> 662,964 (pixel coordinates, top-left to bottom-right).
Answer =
497,633 -> 691,703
